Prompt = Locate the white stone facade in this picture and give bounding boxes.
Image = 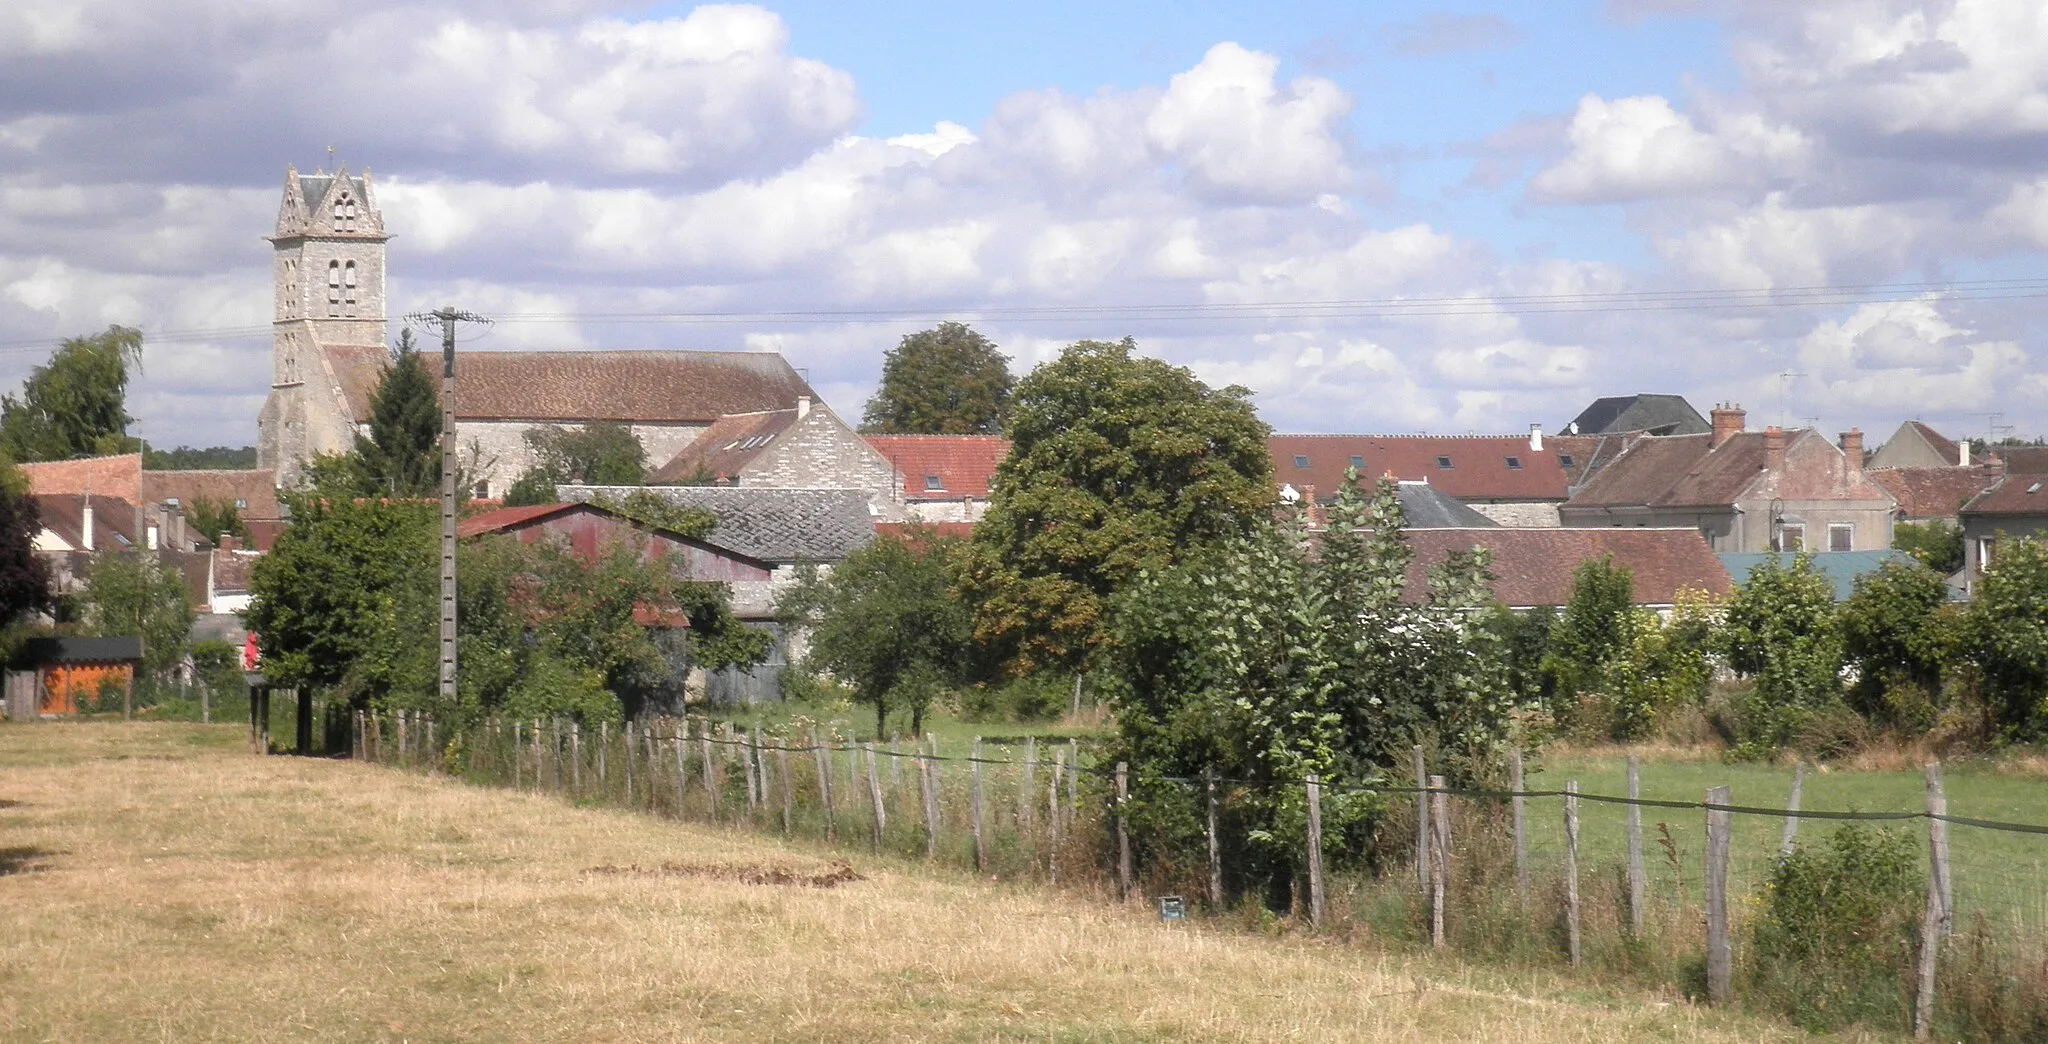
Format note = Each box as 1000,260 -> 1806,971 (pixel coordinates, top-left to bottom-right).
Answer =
459,421 -> 710,498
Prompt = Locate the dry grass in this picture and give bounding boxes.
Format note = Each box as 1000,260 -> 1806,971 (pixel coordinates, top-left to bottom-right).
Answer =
0,724 -> 1823,1043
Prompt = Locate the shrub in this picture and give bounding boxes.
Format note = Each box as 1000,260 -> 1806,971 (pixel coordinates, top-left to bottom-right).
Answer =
959,673 -> 1069,723
1750,824 -> 1920,1032
1719,554 -> 1843,754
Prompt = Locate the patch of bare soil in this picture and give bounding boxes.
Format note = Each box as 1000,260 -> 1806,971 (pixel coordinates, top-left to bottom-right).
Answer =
583,860 -> 865,888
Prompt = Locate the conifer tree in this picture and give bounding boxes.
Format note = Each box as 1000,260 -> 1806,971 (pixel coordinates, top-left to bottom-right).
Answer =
354,329 -> 441,498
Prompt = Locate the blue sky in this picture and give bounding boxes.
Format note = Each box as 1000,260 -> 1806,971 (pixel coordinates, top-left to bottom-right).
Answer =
2,0 -> 2046,447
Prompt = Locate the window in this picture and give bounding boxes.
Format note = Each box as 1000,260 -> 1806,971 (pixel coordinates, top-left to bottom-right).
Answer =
234,498 -> 248,510
1436,455 -> 1453,470
924,474 -> 944,491
343,261 -> 357,315
334,194 -> 357,232
1347,454 -> 1364,470
1977,537 -> 1995,572
1777,524 -> 1805,552
1505,456 -> 1522,470
327,260 -> 341,316
1292,454 -> 1310,469
1828,523 -> 1853,553
1558,454 -> 1575,469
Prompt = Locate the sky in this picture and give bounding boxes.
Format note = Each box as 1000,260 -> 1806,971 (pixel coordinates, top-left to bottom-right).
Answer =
4,0 -> 2048,449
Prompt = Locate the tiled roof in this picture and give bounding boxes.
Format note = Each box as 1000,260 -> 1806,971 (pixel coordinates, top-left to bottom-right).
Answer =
1867,466 -> 2002,521
649,410 -> 801,484
32,495 -> 141,552
324,347 -> 816,424
1563,394 -> 1709,436
211,550 -> 260,594
19,454 -> 142,503
1565,431 -> 1797,508
1989,446 -> 2048,474
1402,527 -> 1732,607
1962,474 -> 2048,517
559,485 -> 875,563
1718,551 -> 1916,602
455,503 -> 581,539
1267,434 -> 1600,502
864,435 -> 1010,500
139,469 -> 280,520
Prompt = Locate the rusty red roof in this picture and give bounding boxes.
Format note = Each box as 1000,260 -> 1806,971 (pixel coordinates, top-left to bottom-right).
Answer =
1267,434 -> 1602,502
1402,527 -> 1733,607
139,469 -> 280,521
1868,466 -> 2003,521
19,454 -> 142,503
455,502 -> 581,539
1962,474 -> 2048,517
325,347 -> 816,424
864,435 -> 1010,500
649,409 -> 800,484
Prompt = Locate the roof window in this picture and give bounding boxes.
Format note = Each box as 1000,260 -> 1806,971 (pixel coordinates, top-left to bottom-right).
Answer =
924,474 -> 944,491
1558,454 -> 1575,469
1292,454 -> 1310,469
1436,455 -> 1453,470
1505,456 -> 1522,471
1348,454 -> 1365,469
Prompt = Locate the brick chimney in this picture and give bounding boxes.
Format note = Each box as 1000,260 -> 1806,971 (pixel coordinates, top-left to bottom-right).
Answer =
1839,429 -> 1863,476
1765,426 -> 1787,471
217,533 -> 240,552
1300,484 -> 1322,527
1710,403 -> 1746,448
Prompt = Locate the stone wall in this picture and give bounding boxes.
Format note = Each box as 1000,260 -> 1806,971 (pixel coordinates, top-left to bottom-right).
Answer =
456,421 -> 711,498
741,406 -> 903,515
1467,501 -> 1560,528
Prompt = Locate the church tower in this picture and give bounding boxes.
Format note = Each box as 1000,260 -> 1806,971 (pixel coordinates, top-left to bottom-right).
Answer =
256,164 -> 391,481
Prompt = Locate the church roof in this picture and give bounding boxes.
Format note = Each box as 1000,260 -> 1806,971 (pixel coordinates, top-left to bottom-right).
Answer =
323,347 -> 818,425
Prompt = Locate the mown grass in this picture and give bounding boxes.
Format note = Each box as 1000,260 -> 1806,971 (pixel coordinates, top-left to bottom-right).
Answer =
0,722 -> 1827,1043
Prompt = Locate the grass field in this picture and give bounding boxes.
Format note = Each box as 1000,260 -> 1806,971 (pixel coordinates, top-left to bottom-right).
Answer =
0,723 -> 1840,1043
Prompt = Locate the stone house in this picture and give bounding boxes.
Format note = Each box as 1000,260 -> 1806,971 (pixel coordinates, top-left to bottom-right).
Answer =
862,435 -> 1009,523
1266,429 -> 1605,527
647,400 -> 903,517
1959,475 -> 2048,597
1866,420 -> 1971,471
1559,406 -> 1896,554
253,165 -> 819,495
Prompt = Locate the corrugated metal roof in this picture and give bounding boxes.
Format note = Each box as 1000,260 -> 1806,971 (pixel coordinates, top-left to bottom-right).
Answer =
1717,550 -> 1916,602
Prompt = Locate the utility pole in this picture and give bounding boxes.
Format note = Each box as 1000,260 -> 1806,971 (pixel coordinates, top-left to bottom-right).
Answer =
408,307 -> 490,704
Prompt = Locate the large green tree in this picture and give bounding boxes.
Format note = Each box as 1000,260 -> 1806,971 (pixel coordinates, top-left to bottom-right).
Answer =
1840,558 -> 1953,728
0,459 -> 52,626
80,552 -> 195,679
861,321 -> 1015,434
353,329 -> 441,497
1719,553 -> 1844,750
1543,557 -> 1638,705
1965,536 -> 2048,739
1,325 -> 145,462
507,421 -> 647,501
962,338 -> 1273,672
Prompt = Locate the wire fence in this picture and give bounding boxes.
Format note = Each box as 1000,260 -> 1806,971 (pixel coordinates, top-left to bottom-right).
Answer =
340,710 -> 2048,1041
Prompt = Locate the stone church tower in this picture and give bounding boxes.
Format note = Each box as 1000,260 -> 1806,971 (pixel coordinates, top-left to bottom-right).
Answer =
255,165 -> 390,484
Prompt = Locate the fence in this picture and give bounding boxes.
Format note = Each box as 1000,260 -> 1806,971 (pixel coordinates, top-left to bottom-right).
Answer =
345,712 -> 2048,1041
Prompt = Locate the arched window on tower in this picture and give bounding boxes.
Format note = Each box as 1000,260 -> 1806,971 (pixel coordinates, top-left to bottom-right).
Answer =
346,201 -> 358,231
343,261 -> 358,315
327,260 -> 341,317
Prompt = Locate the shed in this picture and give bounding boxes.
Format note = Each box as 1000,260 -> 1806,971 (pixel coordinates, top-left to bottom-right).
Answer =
6,636 -> 145,719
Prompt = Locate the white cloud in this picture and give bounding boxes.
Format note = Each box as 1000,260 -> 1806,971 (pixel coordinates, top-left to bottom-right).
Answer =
1656,193 -> 1919,287
1145,43 -> 1354,203
1530,94 -> 1807,203
1794,298 -> 2026,413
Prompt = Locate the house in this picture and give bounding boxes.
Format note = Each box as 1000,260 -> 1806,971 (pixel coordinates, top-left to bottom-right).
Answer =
1986,445 -> 2048,474
1867,465 -> 2003,525
647,401 -> 903,517
1959,474 -> 2048,596
1865,421 -> 1970,471
863,434 -> 1010,524
456,500 -> 775,587
1267,428 -> 1604,527
19,453 -> 286,550
1401,528 -> 1732,609
1562,394 -> 1710,437
1717,550 -> 1924,601
1559,406 -> 1896,554
1289,478 -> 1500,530
254,164 -> 819,494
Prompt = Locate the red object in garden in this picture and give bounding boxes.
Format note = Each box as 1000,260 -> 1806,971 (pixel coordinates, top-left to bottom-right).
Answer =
242,633 -> 261,673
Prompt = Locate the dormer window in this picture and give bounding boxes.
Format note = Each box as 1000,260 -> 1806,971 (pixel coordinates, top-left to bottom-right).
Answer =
924,474 -> 944,491
1292,455 -> 1310,469
1505,456 -> 1522,471
1436,455 -> 1453,470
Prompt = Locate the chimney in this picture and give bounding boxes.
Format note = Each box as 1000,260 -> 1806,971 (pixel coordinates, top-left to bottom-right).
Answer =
1839,429 -> 1863,476
218,533 -> 240,552
1959,438 -> 1970,467
795,395 -> 812,419
146,521 -> 159,551
1300,484 -> 1321,527
81,497 -> 93,552
1528,423 -> 1543,452
1710,403 -> 1746,448
1765,426 -> 1787,471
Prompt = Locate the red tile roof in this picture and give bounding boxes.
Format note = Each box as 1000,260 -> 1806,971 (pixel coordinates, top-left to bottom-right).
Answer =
864,435 -> 1010,500
1402,527 -> 1733,607
649,409 -> 800,484
455,502 -> 581,539
139,469 -> 280,521
1267,434 -> 1602,502
1868,466 -> 2002,521
1962,474 -> 2048,517
1989,446 -> 2048,474
19,454 -> 142,504
325,347 -> 817,424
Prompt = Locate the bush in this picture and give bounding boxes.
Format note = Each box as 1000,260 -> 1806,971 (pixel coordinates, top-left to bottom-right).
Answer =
1750,824 -> 1920,1032
958,673 -> 1070,723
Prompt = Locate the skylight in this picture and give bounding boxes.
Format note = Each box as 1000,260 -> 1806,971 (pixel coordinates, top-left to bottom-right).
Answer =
925,474 -> 944,491
1293,454 -> 1310,468
1348,454 -> 1365,469
1436,456 -> 1453,470
1505,456 -> 1522,470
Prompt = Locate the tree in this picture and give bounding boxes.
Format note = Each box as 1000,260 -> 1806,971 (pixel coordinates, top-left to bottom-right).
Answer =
509,422 -> 647,494
861,322 -> 1015,434
962,338 -> 1273,672
1893,520 -> 1964,576
353,329 -> 441,498
0,457 -> 52,626
1964,536 -> 2048,739
142,445 -> 258,469
186,496 -> 246,546
1,325 -> 145,461
778,527 -> 973,735
1840,558 -> 1952,729
1543,557 -> 1637,705
80,552 -> 194,679
1719,553 -> 1844,750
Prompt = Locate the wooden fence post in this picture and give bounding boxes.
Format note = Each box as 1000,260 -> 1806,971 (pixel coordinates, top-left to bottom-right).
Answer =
1065,738 -> 1079,834
626,720 -> 639,808
1206,767 -> 1223,909
888,734 -> 902,792
1429,774 -> 1448,949
1510,747 -> 1528,904
1565,779 -> 1581,967
1780,761 -> 1806,858
398,710 -> 410,767
671,729 -> 688,819
920,738 -> 940,860
1115,761 -> 1132,903
1627,755 -> 1645,937
865,743 -> 886,851
1306,774 -> 1326,930
571,722 -> 583,794
971,737 -> 987,872
1412,746 -> 1430,894
1047,747 -> 1065,881
778,740 -> 794,834
531,719 -> 542,791
1704,784 -> 1732,1006
1914,763 -> 1951,1039
550,718 -> 562,791
700,722 -> 718,823
598,720 -> 609,787
814,728 -> 835,843
742,727 -> 759,815
1019,738 -> 1038,838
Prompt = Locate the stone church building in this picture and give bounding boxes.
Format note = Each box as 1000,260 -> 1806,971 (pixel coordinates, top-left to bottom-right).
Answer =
255,166 -> 821,496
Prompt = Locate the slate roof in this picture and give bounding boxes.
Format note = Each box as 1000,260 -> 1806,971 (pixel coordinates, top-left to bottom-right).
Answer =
648,409 -> 801,484
1867,466 -> 2003,521
1267,434 -> 1601,502
1718,551 -> 1917,602
1401,527 -> 1732,607
1377,481 -> 1499,528
211,551 -> 260,595
1565,431 -> 1791,508
864,435 -> 1011,500
1563,394 -> 1710,436
558,485 -> 875,563
1961,474 -> 2048,517
323,347 -> 817,425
